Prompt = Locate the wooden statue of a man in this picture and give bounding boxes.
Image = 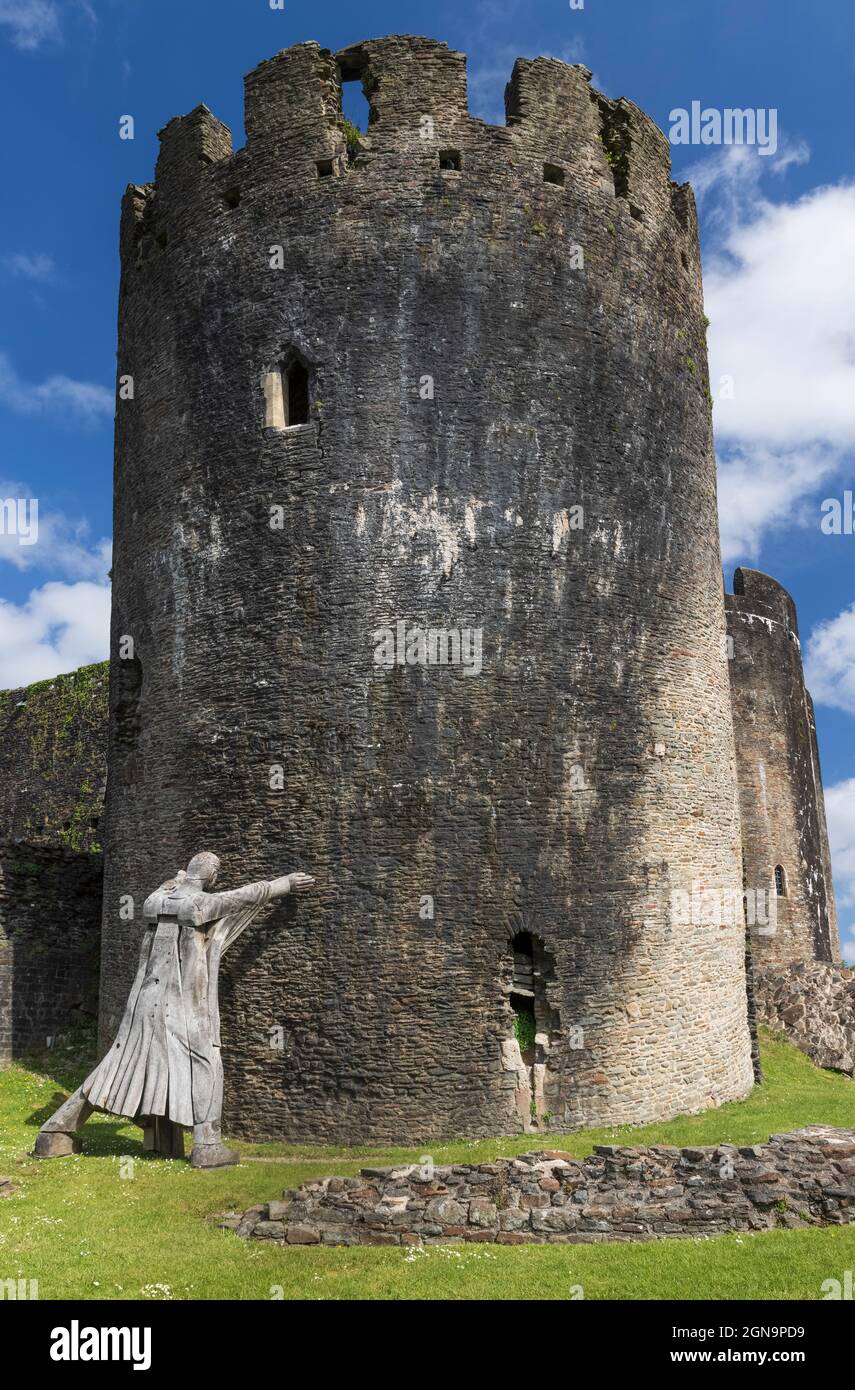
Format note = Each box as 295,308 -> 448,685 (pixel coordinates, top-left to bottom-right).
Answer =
33,852 -> 314,1169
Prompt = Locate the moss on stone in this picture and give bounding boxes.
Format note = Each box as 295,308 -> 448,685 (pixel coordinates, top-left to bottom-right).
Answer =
0,661 -> 107,853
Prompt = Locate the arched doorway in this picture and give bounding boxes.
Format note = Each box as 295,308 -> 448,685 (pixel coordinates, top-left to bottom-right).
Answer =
505,930 -> 558,1131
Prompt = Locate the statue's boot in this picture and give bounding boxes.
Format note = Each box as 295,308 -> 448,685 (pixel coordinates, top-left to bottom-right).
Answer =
189,1120 -> 239,1169
32,1087 -> 94,1158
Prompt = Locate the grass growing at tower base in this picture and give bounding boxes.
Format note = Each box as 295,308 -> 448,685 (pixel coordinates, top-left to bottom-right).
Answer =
0,1030 -> 852,1301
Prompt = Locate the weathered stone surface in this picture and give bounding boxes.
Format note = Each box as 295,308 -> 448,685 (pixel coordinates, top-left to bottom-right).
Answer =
253,1220 -> 286,1240
266,1199 -> 294,1220
285,1225 -> 320,1244
211,1211 -> 242,1230
236,1206 -> 264,1238
755,961 -> 855,1075
468,1198 -> 498,1227
0,666 -> 107,855
425,1197 -> 466,1225
232,1127 -> 855,1247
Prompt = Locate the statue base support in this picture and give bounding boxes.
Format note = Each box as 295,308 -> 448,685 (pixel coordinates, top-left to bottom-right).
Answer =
189,1144 -> 240,1169
32,1085 -> 93,1158
32,1131 -> 83,1158
142,1117 -> 186,1159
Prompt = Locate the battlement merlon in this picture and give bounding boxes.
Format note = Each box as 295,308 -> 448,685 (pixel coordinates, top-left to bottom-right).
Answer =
506,58 -> 675,218
335,35 -> 469,130
241,37 -> 469,171
155,104 -> 233,191
726,567 -> 800,639
244,42 -> 342,164
505,57 -> 604,182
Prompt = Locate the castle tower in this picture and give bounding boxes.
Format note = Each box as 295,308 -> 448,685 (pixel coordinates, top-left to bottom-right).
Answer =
725,568 -> 839,967
100,37 -> 754,1143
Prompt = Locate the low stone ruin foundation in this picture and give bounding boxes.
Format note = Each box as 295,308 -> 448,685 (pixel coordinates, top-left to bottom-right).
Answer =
223,1126 -> 855,1247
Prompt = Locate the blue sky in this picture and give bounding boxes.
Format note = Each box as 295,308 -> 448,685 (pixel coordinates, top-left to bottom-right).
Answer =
1,0 -> 854,952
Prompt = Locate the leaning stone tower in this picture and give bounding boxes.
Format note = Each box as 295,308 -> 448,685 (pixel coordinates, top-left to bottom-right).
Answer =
726,568 -> 839,967
100,36 -> 754,1143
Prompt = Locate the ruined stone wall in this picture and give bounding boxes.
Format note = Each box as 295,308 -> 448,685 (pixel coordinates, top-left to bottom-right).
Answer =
725,569 -> 839,967
755,962 -> 855,1075
228,1126 -> 855,1247
0,665 -> 107,1063
101,36 -> 752,1143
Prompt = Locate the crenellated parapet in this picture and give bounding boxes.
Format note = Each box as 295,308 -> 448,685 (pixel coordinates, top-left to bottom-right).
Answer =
127,36 -> 701,275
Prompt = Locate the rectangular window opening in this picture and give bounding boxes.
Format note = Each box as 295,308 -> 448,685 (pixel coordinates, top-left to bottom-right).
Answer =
439,149 -> 462,172
544,163 -> 565,186
339,63 -> 373,135
286,361 -> 310,426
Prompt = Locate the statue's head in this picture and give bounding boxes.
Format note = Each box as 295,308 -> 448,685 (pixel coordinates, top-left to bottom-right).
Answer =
185,851 -> 221,888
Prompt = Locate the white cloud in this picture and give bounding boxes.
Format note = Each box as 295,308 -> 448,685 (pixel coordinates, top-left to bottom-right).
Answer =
804,604 -> 855,717
0,578 -> 110,687
2,252 -> 55,281
0,0 -> 94,50
695,146 -> 855,563
0,480 -> 111,687
707,181 -> 855,449
686,141 -> 810,236
0,351 -> 112,425
823,779 -> 855,964
716,444 -> 839,564
0,0 -> 60,50
0,482 -> 111,580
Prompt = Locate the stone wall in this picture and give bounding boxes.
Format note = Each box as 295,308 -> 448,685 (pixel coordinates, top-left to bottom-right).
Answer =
755,962 -> 855,1076
0,665 -> 107,1064
226,1125 -> 855,1246
0,845 -> 103,1060
725,569 -> 839,967
100,35 -> 752,1144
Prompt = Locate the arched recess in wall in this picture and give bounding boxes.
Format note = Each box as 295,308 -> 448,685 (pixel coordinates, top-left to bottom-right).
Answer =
774,864 -> 787,897
511,932 -> 536,1057
263,349 -> 312,430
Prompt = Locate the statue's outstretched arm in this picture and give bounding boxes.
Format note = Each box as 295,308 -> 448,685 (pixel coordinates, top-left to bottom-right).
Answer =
215,872 -> 315,910
191,872 -> 315,926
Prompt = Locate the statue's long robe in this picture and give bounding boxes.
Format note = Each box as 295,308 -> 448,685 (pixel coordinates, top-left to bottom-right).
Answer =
81,879 -> 272,1128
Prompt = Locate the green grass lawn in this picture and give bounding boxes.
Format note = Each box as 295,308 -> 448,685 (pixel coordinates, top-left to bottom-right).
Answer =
0,1028 -> 852,1301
